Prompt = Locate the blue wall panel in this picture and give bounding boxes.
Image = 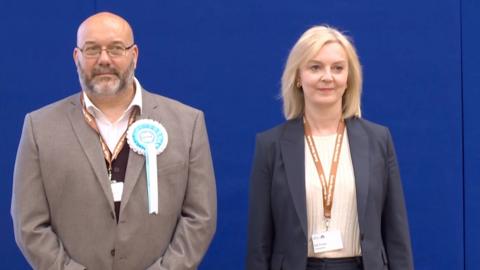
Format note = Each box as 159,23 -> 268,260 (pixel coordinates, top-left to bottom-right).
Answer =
0,0 -> 470,269
462,0 -> 480,269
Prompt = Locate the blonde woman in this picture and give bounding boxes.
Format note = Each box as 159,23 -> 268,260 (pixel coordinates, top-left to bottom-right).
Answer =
246,26 -> 413,270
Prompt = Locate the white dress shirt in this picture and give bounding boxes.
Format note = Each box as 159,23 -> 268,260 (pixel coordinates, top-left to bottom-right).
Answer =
83,78 -> 143,152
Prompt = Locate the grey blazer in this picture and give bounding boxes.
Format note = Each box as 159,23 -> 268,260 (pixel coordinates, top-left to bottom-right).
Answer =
246,117 -> 413,270
11,89 -> 216,270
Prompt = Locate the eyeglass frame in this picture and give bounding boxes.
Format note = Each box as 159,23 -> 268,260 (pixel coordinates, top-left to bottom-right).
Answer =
76,43 -> 136,58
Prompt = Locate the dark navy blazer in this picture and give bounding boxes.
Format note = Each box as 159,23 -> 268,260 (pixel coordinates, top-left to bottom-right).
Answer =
246,117 -> 414,270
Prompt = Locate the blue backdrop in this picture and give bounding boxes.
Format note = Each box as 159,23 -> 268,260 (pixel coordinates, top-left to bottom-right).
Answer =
0,0 -> 477,269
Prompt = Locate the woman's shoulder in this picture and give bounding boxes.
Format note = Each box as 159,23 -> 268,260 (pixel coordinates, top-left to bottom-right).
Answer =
347,117 -> 389,133
346,117 -> 393,145
256,117 -> 303,141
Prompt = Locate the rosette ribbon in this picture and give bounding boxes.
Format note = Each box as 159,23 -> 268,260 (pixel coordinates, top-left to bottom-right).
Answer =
127,119 -> 168,214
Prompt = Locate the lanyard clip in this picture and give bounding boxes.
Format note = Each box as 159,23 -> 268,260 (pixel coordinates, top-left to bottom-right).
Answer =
325,218 -> 330,231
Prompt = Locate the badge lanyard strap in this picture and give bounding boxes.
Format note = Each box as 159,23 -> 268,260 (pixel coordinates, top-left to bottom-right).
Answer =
303,117 -> 345,231
80,95 -> 139,181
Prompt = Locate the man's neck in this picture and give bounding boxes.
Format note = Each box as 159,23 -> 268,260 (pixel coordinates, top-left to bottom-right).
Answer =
86,85 -> 135,123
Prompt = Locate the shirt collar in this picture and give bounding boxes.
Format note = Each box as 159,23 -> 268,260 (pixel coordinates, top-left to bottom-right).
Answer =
83,77 -> 143,116
129,77 -> 143,114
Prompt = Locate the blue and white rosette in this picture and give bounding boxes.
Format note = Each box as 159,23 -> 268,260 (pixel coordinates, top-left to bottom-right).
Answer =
127,119 -> 168,214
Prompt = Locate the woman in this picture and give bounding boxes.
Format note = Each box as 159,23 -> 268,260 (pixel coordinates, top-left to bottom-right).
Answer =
246,26 -> 413,270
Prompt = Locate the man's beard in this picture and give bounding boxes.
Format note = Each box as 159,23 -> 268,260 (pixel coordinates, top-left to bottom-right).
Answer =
77,60 -> 135,96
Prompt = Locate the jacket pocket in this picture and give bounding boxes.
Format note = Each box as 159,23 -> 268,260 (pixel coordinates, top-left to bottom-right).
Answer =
157,161 -> 186,177
270,253 -> 284,270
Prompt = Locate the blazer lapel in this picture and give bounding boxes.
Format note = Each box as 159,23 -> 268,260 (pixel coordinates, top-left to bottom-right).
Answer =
346,118 -> 370,227
280,118 -> 308,237
120,89 -> 158,213
68,94 -> 115,211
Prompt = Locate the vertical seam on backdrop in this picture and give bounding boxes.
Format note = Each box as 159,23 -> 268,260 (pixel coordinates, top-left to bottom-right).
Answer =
459,0 -> 465,269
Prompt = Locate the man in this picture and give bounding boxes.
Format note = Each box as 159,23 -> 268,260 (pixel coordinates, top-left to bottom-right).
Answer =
11,12 -> 216,270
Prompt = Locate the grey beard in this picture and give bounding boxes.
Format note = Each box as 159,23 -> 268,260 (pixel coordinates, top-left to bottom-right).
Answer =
77,60 -> 135,97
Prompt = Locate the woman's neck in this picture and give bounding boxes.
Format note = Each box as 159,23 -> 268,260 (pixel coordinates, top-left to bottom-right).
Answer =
304,105 -> 343,136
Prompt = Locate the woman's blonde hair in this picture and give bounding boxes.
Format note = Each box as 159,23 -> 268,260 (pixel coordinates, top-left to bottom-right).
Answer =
281,25 -> 362,119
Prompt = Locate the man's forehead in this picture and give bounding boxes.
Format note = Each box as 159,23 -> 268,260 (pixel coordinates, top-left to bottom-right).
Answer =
82,40 -> 130,46
77,12 -> 133,45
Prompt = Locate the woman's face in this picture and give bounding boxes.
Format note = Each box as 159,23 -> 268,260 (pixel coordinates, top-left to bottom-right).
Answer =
298,42 -> 349,112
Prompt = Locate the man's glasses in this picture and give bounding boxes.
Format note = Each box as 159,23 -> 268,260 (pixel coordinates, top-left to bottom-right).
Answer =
77,43 -> 135,58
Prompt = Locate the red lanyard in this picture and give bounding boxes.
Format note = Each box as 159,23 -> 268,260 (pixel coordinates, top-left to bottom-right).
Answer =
80,95 -> 139,180
304,117 -> 345,220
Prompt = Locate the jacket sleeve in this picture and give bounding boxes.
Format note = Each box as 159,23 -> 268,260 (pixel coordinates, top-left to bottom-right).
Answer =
246,133 -> 274,270
381,128 -> 414,270
11,114 -> 86,270
150,111 -> 217,270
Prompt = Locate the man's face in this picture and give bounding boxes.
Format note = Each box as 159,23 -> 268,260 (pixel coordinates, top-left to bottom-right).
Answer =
74,16 -> 138,97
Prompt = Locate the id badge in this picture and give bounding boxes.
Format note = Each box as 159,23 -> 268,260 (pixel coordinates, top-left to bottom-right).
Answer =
111,181 -> 124,202
312,230 -> 343,253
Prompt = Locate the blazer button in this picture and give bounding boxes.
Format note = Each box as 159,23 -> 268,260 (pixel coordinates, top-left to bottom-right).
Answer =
110,211 -> 115,220
360,233 -> 365,241
110,249 -> 115,256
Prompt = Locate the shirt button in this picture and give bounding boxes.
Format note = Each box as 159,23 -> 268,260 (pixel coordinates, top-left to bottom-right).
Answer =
111,249 -> 115,256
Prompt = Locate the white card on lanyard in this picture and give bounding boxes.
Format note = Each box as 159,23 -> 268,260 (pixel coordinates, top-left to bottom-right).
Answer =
312,230 -> 343,253
111,181 -> 124,202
